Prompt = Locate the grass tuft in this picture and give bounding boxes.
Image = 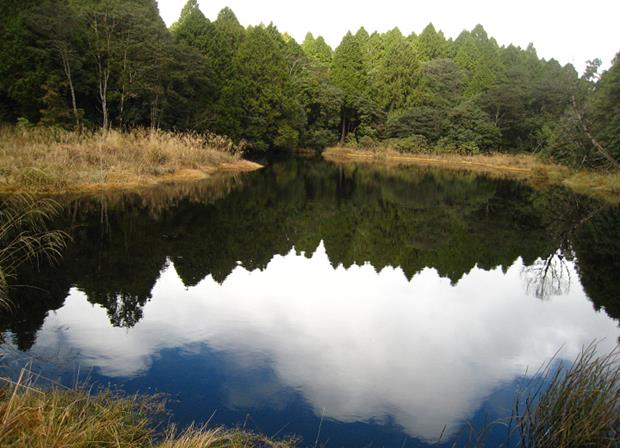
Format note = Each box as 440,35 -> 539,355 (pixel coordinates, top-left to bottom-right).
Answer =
0,369 -> 155,448
0,194 -> 69,309
0,368 -> 299,448
514,343 -> 620,448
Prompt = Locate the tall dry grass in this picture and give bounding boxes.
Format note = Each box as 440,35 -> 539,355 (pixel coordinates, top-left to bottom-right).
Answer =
0,369 -> 155,448
514,344 -> 620,448
462,344 -> 620,448
0,367 -> 299,448
0,126 -> 249,193
0,194 -> 68,309
159,425 -> 298,448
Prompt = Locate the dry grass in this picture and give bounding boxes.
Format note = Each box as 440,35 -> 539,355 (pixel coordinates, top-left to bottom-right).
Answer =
159,426 -> 298,448
0,369 -> 155,448
460,345 -> 620,448
0,126 -> 261,194
0,368 -> 299,448
323,147 -> 620,203
0,194 -> 68,309
512,344 -> 620,448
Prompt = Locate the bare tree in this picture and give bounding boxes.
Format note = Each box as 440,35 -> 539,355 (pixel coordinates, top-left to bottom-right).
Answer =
522,250 -> 572,300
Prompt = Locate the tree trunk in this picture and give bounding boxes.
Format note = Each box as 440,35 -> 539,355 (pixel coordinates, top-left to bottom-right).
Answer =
339,110 -> 347,145
91,13 -> 112,132
150,94 -> 159,133
59,47 -> 80,131
119,48 -> 128,129
98,65 -> 110,131
572,96 -> 620,171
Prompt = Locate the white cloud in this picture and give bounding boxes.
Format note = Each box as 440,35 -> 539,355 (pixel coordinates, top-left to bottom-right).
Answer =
156,0 -> 620,73
31,243 -> 619,441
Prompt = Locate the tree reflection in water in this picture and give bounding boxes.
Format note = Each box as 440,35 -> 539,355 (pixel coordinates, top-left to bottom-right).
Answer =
1,156 -> 619,339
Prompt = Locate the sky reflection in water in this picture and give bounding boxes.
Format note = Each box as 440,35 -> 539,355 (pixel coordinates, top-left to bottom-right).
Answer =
27,243 -> 618,442
2,158 -> 620,447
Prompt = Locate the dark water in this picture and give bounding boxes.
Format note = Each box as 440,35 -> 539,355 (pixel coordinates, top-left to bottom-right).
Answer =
1,155 -> 619,447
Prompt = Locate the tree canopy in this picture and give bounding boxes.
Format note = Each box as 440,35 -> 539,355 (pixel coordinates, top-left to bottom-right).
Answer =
0,0 -> 618,164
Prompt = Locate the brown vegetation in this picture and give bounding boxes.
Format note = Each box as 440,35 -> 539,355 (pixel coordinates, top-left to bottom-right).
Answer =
323,147 -> 620,203
0,194 -> 68,309
0,127 -> 262,194
513,345 -> 620,448
0,368 -> 298,448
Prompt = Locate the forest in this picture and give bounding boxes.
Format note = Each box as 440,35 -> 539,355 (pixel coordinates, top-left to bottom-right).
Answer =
1,0 -> 619,169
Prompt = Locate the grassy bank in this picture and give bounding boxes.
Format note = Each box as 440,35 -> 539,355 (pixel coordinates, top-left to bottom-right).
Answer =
0,371 -> 297,448
323,147 -> 620,203
0,127 -> 262,194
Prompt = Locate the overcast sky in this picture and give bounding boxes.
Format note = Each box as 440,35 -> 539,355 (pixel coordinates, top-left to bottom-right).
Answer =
156,0 -> 619,74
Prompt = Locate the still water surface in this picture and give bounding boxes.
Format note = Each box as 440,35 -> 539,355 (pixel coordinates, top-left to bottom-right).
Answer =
1,156 -> 619,447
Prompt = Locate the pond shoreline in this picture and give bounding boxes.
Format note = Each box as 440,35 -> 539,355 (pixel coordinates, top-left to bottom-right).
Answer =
323,147 -> 620,203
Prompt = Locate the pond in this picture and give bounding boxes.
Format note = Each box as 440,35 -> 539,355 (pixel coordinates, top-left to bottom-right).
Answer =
1,155 -> 619,447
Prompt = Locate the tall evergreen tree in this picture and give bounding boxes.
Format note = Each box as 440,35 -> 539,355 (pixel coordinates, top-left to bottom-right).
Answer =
416,23 -> 447,61
331,32 -> 371,143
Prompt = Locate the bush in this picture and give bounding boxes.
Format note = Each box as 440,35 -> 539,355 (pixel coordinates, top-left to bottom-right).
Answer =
434,137 -> 480,155
274,123 -> 300,150
304,128 -> 338,149
358,135 -> 378,149
384,135 -> 429,153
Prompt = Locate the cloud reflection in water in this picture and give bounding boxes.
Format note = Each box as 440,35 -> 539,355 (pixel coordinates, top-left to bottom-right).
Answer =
31,242 -> 619,441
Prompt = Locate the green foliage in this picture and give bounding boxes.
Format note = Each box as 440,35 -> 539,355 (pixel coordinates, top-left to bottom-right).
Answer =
371,28 -> 420,111
590,52 -> 620,162
0,4 -> 603,156
453,25 -> 501,96
415,23 -> 448,61
220,25 -> 302,150
414,58 -> 465,109
302,33 -> 332,66
331,32 -> 369,107
540,52 -> 620,169
384,135 -> 429,153
445,100 -> 500,151
331,32 -> 372,143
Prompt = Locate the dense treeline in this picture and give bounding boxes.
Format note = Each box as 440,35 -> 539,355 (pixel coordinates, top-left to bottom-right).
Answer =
1,0 -> 619,166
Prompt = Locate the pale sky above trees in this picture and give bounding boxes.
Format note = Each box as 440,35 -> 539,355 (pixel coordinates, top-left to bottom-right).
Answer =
157,0 -> 619,74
